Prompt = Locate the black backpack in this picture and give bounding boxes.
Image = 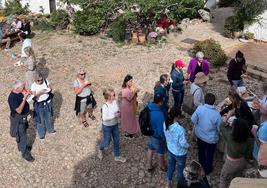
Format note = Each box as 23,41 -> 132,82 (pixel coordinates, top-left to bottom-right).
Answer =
139,106 -> 154,136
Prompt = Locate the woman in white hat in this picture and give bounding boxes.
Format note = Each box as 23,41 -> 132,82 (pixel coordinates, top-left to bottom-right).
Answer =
190,72 -> 209,107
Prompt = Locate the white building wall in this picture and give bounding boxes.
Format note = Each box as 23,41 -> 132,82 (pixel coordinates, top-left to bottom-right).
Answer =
245,10 -> 267,42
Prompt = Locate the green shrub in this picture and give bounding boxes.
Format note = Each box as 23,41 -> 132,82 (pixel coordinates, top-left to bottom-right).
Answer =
32,19 -> 54,31
51,9 -> 69,30
218,0 -> 235,7
108,18 -> 126,42
244,32 -> 255,40
74,9 -> 104,35
193,39 -> 228,67
224,16 -> 243,38
3,0 -> 29,16
0,9 -> 5,17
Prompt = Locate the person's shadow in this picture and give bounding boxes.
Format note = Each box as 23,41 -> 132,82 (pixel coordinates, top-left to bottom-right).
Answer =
52,90 -> 63,125
27,115 -> 36,149
36,57 -> 49,78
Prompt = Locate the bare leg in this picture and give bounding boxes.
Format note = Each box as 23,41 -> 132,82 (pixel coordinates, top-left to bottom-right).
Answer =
158,155 -> 167,171
147,149 -> 153,169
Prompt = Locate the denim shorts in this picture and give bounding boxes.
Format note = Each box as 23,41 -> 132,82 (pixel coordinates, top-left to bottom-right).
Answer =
148,136 -> 166,155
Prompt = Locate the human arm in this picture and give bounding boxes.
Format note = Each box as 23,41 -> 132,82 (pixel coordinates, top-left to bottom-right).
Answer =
102,104 -> 117,121
16,91 -> 29,114
191,109 -> 199,126
122,88 -> 136,101
202,60 -> 209,75
193,89 -> 203,107
178,129 -> 190,149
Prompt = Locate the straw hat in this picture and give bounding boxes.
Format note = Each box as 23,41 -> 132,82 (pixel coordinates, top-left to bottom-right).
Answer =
194,72 -> 209,84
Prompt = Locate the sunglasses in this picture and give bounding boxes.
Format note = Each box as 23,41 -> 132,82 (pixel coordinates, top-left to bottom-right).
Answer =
37,79 -> 43,82
80,73 -> 86,76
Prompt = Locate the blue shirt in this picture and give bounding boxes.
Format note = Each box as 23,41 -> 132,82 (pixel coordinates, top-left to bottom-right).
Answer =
171,68 -> 184,91
191,104 -> 222,144
253,121 -> 267,160
147,103 -> 165,140
164,122 -> 189,156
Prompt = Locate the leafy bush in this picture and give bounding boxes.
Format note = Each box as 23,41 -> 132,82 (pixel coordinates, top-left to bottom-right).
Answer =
74,9 -> 104,35
3,0 -> 29,16
32,19 -> 54,31
193,39 -> 228,67
244,32 -> 255,40
218,0 -> 235,7
51,9 -> 69,30
108,18 -> 126,42
224,16 -> 243,38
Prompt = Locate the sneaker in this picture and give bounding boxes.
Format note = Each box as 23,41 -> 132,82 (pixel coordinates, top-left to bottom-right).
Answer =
124,134 -> 133,139
114,156 -> 126,163
98,149 -> 103,160
49,130 -> 56,134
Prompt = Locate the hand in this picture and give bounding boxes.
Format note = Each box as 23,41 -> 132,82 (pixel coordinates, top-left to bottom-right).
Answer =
22,89 -> 30,98
252,100 -> 260,109
228,108 -> 235,116
115,111 -> 121,118
38,89 -> 47,95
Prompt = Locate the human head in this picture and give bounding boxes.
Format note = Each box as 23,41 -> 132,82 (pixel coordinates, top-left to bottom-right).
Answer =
77,69 -> 86,80
204,93 -> 216,105
165,107 -> 182,129
122,74 -> 133,88
235,50 -> 244,63
160,74 -> 169,87
103,88 -> 115,101
194,72 -> 209,86
231,118 -> 249,143
35,73 -> 44,84
228,88 -> 242,105
13,80 -> 25,93
19,32 -> 27,40
175,60 -> 186,69
154,93 -> 163,105
196,51 -> 204,63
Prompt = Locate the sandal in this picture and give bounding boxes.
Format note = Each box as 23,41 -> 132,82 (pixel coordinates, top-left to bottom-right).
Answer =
82,121 -> 89,127
89,114 -> 96,120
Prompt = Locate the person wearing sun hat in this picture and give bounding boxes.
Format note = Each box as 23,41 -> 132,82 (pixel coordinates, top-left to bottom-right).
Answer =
190,72 -> 209,107
170,59 -> 187,113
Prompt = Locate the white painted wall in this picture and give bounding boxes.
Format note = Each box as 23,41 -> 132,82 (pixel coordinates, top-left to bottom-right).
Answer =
245,10 -> 267,42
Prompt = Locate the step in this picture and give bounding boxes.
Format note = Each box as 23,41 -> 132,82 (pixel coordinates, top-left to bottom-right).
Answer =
247,63 -> 267,74
247,67 -> 267,81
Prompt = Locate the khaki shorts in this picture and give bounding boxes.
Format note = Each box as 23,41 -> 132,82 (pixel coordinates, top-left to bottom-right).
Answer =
80,101 -> 92,114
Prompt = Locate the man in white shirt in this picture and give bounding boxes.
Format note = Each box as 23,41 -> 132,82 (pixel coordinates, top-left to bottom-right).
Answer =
20,32 -> 32,60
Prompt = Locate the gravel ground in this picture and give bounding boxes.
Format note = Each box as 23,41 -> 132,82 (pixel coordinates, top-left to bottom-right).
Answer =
0,26 -> 264,188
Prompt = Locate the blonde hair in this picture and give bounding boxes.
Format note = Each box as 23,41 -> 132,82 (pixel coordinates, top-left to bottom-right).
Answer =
103,88 -> 115,100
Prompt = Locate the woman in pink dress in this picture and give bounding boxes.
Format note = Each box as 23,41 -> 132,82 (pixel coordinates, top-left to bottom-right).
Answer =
120,75 -> 139,138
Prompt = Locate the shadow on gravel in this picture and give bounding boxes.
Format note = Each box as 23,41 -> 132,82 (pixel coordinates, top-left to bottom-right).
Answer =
27,117 -> 36,149
70,134 -> 161,188
52,90 -> 63,125
37,57 -> 49,78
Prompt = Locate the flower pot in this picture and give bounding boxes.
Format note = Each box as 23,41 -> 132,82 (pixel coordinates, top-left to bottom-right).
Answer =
138,33 -> 146,44
233,31 -> 241,39
131,32 -> 138,44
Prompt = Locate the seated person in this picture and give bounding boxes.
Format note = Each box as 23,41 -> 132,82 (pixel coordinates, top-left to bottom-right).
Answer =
18,17 -> 31,40
11,18 -> 22,32
0,22 -> 11,51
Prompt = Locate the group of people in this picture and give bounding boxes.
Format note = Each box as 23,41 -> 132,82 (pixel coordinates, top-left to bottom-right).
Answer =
7,43 -> 267,188
0,15 -> 31,51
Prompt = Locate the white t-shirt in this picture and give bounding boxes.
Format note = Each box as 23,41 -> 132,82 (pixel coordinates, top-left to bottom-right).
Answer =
102,100 -> 119,126
31,79 -> 50,102
21,38 -> 32,58
73,79 -> 91,102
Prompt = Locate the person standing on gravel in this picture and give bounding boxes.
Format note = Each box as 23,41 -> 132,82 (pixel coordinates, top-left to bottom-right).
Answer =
227,50 -> 247,88
8,80 -> 34,162
187,51 -> 209,83
191,93 -> 222,175
31,73 -> 55,139
98,88 -> 126,163
74,69 -> 97,127
120,74 -> 139,138
147,94 -> 167,172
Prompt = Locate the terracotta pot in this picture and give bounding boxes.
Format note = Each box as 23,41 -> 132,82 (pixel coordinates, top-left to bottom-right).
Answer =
233,31 -> 241,39
132,32 -> 138,44
138,33 -> 146,43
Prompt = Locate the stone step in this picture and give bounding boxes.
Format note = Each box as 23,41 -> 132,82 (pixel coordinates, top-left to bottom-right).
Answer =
247,66 -> 267,81
247,63 -> 267,74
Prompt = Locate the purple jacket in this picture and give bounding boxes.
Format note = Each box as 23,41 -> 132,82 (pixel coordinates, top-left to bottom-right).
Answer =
187,57 -> 209,82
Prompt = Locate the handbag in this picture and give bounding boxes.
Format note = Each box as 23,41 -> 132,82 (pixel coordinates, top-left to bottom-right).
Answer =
182,88 -> 199,115
44,79 -> 54,100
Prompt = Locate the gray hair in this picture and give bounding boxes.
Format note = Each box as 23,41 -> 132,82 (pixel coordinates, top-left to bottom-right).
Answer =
13,80 -> 25,89
196,51 -> 204,59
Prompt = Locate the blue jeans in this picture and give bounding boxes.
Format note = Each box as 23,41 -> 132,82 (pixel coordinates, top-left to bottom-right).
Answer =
99,124 -> 120,157
167,151 -> 187,182
197,138 -> 217,175
35,101 -> 54,138
232,79 -> 245,88
172,89 -> 184,111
